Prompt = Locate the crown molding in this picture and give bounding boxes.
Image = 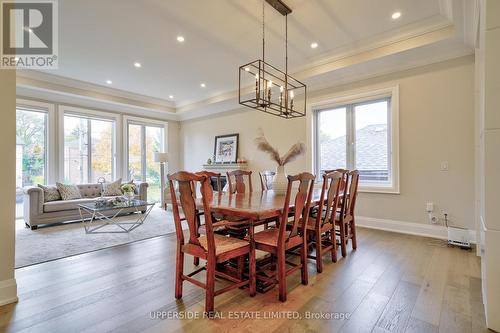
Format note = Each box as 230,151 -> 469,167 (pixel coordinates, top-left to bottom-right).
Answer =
16,71 -> 176,111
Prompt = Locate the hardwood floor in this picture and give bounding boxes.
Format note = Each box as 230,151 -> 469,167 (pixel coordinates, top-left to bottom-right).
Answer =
0,228 -> 490,333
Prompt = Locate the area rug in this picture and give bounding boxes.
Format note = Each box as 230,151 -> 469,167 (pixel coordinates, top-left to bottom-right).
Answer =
15,207 -> 176,268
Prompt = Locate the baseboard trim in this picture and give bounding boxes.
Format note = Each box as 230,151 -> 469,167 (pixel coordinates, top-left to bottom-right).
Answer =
356,216 -> 477,244
0,278 -> 18,306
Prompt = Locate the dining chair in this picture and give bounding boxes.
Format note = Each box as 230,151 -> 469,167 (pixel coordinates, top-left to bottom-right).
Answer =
259,170 -> 275,191
168,171 -> 256,314
227,170 -> 253,194
253,172 -> 315,302
305,171 -> 343,272
259,170 -> 277,229
323,168 -> 349,192
192,170 -> 223,266
336,170 -> 359,257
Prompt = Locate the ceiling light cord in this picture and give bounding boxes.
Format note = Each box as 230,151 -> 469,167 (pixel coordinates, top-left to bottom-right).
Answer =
262,0 -> 265,81
284,13 -> 288,113
285,14 -> 288,79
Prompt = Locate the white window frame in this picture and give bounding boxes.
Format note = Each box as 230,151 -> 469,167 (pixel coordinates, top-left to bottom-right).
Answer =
58,105 -> 120,183
310,86 -> 400,194
16,99 -> 57,184
122,115 -> 168,182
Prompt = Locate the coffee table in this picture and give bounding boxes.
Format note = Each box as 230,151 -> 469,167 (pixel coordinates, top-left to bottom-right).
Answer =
78,199 -> 155,234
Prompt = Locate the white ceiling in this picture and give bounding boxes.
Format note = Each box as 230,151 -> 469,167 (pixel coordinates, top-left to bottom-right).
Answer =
18,0 -> 476,119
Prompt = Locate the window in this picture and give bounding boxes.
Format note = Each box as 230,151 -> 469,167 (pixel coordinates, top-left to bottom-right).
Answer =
16,108 -> 48,217
126,120 -> 165,202
314,90 -> 399,192
63,114 -> 115,183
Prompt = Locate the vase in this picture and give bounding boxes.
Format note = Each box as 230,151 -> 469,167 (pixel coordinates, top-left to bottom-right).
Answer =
272,165 -> 288,195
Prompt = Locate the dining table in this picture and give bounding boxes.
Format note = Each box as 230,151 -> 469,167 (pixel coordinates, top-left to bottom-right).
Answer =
195,188 -> 324,292
204,188 -> 323,221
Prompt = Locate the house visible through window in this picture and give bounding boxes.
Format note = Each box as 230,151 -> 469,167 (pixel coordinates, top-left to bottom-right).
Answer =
63,115 -> 115,183
314,95 -> 398,192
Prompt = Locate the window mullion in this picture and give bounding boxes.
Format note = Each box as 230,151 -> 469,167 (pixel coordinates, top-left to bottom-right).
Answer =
87,119 -> 92,183
347,104 -> 355,170
141,125 -> 146,182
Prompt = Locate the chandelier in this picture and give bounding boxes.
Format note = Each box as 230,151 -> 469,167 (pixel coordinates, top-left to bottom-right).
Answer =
238,0 -> 306,119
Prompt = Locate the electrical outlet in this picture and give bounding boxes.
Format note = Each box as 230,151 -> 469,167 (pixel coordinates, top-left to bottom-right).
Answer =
426,202 -> 434,212
440,161 -> 449,171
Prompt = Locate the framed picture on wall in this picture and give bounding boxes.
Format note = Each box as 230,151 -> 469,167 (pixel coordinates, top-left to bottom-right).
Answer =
214,133 -> 239,163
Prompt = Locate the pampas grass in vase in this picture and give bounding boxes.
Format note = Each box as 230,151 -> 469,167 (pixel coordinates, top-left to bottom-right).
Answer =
254,129 -> 306,194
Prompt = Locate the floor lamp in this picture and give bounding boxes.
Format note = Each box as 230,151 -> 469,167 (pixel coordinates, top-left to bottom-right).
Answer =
154,152 -> 168,209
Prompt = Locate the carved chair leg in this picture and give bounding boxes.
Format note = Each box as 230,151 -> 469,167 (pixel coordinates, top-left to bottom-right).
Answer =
301,241 -> 309,285
175,248 -> 184,299
277,250 -> 287,302
249,250 -> 256,297
315,230 -> 323,273
339,221 -> 347,257
351,218 -> 357,250
331,226 -> 338,263
205,258 -> 216,315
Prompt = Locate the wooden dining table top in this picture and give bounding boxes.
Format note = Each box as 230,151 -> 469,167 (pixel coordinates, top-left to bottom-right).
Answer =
196,189 -> 323,221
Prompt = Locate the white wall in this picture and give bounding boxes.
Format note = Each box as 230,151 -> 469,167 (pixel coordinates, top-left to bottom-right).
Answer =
180,56 -> 475,229
167,121 -> 181,173
0,70 -> 18,306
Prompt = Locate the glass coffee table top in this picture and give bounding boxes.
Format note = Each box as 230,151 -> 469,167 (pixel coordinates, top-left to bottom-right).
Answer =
78,199 -> 155,233
79,199 -> 155,212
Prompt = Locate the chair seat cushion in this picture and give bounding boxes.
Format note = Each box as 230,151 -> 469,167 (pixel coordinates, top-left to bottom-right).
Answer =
198,234 -> 249,256
253,228 -> 281,247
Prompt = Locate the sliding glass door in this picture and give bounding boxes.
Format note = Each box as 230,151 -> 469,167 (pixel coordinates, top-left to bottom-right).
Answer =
64,115 -> 115,183
16,108 -> 48,217
127,122 -> 164,202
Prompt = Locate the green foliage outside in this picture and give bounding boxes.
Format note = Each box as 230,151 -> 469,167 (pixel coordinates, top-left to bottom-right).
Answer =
16,110 -> 46,187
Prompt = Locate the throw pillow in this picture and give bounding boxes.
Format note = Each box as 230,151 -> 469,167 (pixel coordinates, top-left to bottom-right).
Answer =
102,178 -> 123,196
56,182 -> 82,200
38,184 -> 61,202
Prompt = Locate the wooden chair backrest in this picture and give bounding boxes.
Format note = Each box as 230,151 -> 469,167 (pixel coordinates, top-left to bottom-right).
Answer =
193,170 -> 222,198
259,170 -> 275,191
324,168 -> 349,192
226,170 -> 253,194
168,171 -> 216,257
346,170 -> 359,217
280,172 -> 315,244
315,171 -> 343,228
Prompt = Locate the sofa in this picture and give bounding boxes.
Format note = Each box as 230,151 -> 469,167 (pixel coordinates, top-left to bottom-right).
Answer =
23,182 -> 148,230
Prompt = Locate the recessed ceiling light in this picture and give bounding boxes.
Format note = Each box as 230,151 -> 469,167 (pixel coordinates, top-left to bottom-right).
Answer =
392,12 -> 401,20
133,62 -> 142,68
244,67 -> 250,72
106,80 -> 113,85
200,83 -> 206,88
177,36 -> 185,42
310,42 -> 318,49
169,95 -> 174,99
